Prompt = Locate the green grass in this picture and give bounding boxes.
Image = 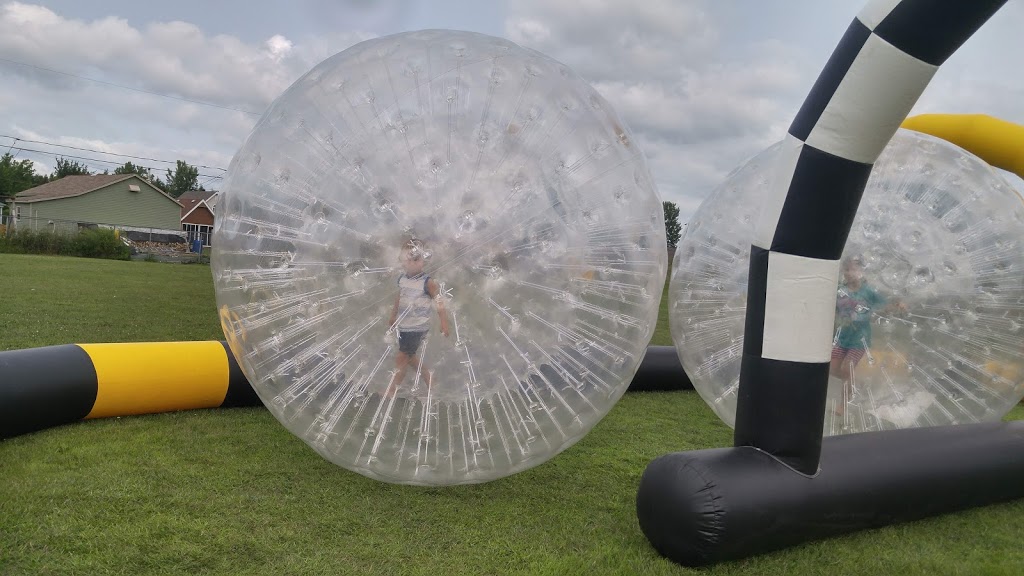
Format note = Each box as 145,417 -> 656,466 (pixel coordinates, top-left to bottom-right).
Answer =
1,253 -> 1023,575
0,253 -> 222,350
650,276 -> 673,346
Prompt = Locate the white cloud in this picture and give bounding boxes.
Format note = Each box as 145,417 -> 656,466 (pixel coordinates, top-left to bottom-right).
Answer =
0,2 -> 372,113
505,18 -> 550,45
506,0 -> 717,84
265,34 -> 294,61
2,66 -> 251,179
0,3 -> 278,109
0,2 -> 379,188
503,0 -> 810,221
2,0 -> 1020,218
501,0 -> 1024,223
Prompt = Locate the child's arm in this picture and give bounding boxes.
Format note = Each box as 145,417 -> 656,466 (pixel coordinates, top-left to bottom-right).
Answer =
427,279 -> 450,337
388,293 -> 400,331
875,288 -> 907,314
884,300 -> 909,313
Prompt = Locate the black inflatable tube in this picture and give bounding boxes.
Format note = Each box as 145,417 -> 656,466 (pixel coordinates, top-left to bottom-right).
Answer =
636,421 -> 1024,567
628,345 -> 691,392
0,344 -> 99,440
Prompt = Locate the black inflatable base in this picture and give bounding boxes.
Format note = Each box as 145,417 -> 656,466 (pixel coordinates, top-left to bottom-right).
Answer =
637,421 -> 1024,567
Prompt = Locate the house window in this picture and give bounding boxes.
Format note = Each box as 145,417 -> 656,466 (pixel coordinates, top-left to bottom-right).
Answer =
184,223 -> 214,247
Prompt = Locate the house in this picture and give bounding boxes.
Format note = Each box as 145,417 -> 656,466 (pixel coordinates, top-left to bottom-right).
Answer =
178,190 -> 219,247
8,174 -> 183,234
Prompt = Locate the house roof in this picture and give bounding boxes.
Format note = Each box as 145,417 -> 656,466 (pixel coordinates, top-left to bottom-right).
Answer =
181,199 -> 215,222
13,174 -> 181,206
179,191 -> 217,219
178,190 -> 219,219
177,190 -> 217,204
15,174 -> 135,203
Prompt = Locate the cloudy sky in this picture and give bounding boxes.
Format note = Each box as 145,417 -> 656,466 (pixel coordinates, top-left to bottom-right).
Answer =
2,0 -> 1022,221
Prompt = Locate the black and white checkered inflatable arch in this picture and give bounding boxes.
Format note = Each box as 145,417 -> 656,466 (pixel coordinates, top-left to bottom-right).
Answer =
734,0 -> 1013,475
637,0 -> 1024,567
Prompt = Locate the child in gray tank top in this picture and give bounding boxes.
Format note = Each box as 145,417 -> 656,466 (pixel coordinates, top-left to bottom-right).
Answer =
386,238 -> 449,396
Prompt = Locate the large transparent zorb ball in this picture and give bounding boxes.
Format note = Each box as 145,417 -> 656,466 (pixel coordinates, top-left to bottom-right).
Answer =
671,129 -> 1024,436
212,30 -> 666,485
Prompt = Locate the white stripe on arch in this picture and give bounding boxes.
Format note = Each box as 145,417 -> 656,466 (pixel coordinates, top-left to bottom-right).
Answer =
762,252 -> 840,363
805,33 -> 938,165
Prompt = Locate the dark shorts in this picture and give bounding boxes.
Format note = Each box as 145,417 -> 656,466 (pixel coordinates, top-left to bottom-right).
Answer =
398,330 -> 427,356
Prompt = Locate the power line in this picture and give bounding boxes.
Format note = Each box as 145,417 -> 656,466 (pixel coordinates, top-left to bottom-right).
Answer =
197,174 -> 223,188
0,56 -> 262,116
0,134 -> 226,171
8,145 -> 223,180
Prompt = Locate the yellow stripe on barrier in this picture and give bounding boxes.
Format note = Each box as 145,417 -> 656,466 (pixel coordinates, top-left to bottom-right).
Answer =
81,341 -> 230,419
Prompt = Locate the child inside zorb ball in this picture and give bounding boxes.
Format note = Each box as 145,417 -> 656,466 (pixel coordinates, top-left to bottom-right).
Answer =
386,238 -> 450,397
830,254 -> 907,417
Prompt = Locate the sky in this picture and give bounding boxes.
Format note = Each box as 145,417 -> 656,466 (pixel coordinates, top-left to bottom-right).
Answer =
1,0 -> 1022,221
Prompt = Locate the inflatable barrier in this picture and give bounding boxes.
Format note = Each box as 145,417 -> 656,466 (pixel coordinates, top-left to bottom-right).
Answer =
0,343 -> 690,441
637,420 -> 1024,566
901,113 -> 1024,184
0,341 -> 259,440
632,346 -> 693,392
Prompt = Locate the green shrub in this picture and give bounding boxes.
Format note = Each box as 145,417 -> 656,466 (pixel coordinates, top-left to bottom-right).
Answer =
0,228 -> 64,255
0,227 -> 129,260
71,228 -> 131,260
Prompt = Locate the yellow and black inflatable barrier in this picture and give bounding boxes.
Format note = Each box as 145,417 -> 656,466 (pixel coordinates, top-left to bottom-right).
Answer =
901,113 -> 1024,187
0,341 -> 260,440
0,341 -> 688,440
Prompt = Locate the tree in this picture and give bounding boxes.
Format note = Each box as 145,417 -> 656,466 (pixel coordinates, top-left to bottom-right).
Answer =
52,157 -> 92,178
164,160 -> 201,198
0,153 -> 38,198
1,153 -> 50,224
114,161 -> 152,178
114,161 -> 168,192
663,201 -> 681,249
31,172 -> 51,187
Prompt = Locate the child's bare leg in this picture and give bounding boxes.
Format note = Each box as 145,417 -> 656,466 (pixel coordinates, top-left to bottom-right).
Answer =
843,363 -> 853,406
830,354 -> 846,379
848,350 -> 866,394
831,352 -> 851,415
387,352 -> 411,396
837,351 -> 864,418
409,355 -> 431,388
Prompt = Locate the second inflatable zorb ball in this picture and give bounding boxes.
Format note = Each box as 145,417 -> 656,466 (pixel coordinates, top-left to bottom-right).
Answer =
212,30 -> 666,485
671,129 -> 1024,436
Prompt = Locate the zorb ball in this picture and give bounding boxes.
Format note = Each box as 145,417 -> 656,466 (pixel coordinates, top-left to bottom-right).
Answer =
671,129 -> 1024,436
212,30 -> 666,485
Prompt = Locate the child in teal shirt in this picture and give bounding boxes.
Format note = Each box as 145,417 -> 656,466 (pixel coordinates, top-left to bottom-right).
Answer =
831,255 -> 906,415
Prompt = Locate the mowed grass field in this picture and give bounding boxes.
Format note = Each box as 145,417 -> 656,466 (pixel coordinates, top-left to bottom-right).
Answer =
1,253 -> 1023,576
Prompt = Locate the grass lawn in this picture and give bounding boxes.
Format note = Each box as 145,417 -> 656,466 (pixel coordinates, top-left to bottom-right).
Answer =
1,253 -> 1023,575
0,254 -> 222,350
